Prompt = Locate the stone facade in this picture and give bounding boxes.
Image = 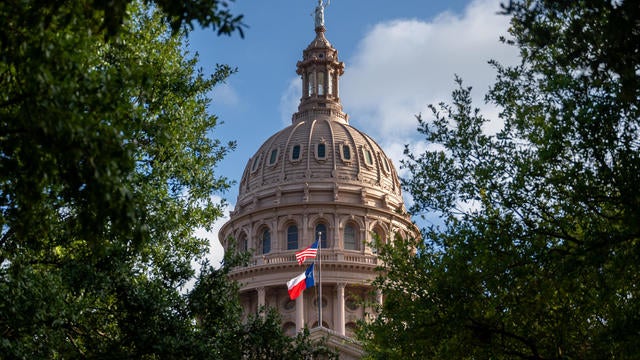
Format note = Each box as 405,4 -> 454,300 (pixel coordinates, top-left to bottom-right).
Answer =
219,3 -> 417,357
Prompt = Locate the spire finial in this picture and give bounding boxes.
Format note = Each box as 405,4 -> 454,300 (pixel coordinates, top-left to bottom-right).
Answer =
314,0 -> 329,29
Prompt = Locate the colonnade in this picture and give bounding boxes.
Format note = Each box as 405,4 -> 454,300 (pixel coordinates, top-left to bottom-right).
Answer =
254,283 -> 383,336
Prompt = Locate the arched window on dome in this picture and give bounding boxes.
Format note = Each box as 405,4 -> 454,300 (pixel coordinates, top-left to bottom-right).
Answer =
344,223 -> 358,250
261,228 -> 271,254
315,142 -> 326,160
287,225 -> 298,250
380,153 -> 391,173
327,70 -> 333,95
290,144 -> 302,162
315,223 -> 328,248
340,144 -> 351,162
268,148 -> 279,166
251,153 -> 262,173
362,148 -> 374,167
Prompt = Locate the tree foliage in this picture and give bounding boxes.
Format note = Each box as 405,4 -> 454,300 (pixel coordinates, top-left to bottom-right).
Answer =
360,1 -> 640,359
0,0 -> 245,42
0,1 -> 325,358
189,252 -> 338,359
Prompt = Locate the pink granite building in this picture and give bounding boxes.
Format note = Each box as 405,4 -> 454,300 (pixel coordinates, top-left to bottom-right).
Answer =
219,2 -> 417,358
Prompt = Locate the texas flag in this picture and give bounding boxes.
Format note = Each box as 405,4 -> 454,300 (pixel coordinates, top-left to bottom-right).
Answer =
287,262 -> 315,300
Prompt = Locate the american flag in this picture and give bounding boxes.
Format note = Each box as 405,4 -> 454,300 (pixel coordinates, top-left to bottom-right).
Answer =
295,240 -> 318,265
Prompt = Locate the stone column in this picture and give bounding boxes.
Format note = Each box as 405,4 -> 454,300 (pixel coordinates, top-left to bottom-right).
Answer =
271,218 -> 278,251
295,293 -> 305,332
302,213 -> 309,247
333,213 -> 341,249
257,287 -> 266,316
336,282 -> 346,336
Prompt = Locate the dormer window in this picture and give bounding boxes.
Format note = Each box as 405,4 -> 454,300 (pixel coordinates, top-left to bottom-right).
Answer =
268,148 -> 279,166
340,144 -> 351,162
251,153 -> 262,173
363,148 -> 374,167
315,142 -> 326,160
290,144 -> 302,161
381,153 -> 391,173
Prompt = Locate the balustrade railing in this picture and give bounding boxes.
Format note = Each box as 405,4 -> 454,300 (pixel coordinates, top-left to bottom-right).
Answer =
231,251 -> 378,273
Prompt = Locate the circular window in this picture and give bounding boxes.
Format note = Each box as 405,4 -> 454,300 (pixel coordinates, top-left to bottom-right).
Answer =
313,297 -> 328,308
283,300 -> 296,311
346,298 -> 358,311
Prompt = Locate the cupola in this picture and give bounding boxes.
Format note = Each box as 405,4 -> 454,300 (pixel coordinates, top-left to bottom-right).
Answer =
293,0 -> 346,123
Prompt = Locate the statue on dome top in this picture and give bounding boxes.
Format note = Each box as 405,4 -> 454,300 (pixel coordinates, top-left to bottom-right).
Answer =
314,0 -> 330,29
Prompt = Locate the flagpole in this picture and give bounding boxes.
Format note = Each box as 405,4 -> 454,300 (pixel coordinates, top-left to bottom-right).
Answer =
317,231 -> 322,328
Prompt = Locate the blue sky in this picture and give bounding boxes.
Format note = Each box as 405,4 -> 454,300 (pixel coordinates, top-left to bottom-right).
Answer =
189,0 -> 520,265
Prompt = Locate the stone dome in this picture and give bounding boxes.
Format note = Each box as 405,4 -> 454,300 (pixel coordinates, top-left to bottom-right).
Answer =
231,23 -> 405,217
234,117 -> 404,215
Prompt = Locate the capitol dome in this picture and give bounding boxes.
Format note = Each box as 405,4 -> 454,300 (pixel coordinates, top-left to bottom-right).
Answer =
235,115 -> 404,216
234,21 -> 404,217
219,3 -> 417,357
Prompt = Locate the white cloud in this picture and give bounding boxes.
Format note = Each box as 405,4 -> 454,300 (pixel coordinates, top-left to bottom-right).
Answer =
192,196 -> 234,269
342,0 -> 519,144
272,0 -> 519,231
279,77 -> 301,126
211,82 -> 240,106
335,0 -> 521,230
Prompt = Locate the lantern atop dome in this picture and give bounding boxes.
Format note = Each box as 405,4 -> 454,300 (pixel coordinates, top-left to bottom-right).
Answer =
293,0 -> 345,123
